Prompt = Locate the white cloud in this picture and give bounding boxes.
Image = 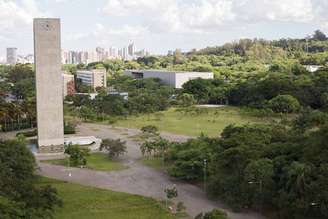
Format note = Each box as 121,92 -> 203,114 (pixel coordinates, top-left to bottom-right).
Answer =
0,0 -> 44,32
102,0 -> 328,34
94,23 -> 149,38
234,0 -> 314,22
64,22 -> 148,46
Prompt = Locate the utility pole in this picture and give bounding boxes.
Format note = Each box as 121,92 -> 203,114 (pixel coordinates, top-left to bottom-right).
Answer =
203,159 -> 207,193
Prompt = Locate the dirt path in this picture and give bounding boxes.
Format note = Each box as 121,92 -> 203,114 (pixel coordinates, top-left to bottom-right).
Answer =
38,123 -> 266,219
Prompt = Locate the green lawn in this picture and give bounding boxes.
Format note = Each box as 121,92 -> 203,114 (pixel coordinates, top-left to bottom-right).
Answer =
42,153 -> 128,171
39,178 -> 177,219
116,106 -> 271,137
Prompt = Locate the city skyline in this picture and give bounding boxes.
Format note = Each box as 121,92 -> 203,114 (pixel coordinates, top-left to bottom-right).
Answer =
0,0 -> 328,59
1,42 -> 149,64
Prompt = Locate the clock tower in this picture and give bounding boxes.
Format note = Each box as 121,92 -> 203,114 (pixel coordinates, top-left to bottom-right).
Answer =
33,18 -> 64,153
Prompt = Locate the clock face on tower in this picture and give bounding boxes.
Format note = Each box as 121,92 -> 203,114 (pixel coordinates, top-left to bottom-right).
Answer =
41,21 -> 52,31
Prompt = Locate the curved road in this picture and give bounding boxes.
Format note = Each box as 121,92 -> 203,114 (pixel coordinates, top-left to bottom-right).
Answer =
38,123 -> 266,219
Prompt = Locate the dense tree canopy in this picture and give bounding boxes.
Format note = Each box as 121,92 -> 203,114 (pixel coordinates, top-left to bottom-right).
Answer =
0,138 -> 61,218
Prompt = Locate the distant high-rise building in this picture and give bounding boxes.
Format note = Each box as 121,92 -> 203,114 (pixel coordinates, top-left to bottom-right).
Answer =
123,47 -> 127,60
96,47 -> 105,61
6,48 -> 17,65
128,43 -> 135,56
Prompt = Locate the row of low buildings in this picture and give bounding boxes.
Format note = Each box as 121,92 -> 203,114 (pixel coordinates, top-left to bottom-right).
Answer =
62,69 -> 214,97
124,70 -> 214,88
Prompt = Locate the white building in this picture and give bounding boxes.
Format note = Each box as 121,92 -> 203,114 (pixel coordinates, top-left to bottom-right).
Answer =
6,48 -> 17,65
124,70 -> 214,89
304,65 -> 322,73
76,69 -> 107,90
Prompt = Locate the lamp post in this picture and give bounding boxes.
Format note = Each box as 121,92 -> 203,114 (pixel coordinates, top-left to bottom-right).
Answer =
203,159 -> 207,193
248,180 -> 263,214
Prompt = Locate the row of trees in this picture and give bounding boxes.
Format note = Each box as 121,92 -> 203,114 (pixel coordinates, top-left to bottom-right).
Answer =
141,110 -> 328,219
0,64 -> 36,131
67,77 -> 176,121
181,66 -> 328,112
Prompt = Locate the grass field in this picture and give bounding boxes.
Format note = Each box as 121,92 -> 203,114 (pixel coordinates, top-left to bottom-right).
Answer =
39,178 -> 177,219
116,106 -> 271,137
42,153 -> 127,171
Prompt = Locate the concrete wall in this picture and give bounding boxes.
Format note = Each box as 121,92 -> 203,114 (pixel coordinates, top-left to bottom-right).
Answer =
175,72 -> 214,88
34,18 -> 64,151
124,70 -> 214,88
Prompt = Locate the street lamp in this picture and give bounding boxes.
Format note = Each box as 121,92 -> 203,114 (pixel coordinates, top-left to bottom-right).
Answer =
203,159 -> 207,193
248,180 -> 263,215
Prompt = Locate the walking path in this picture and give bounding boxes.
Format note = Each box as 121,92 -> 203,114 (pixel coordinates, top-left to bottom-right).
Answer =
37,123 -> 265,219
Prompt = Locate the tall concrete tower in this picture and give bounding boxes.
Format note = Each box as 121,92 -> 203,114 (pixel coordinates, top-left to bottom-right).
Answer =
34,18 -> 64,153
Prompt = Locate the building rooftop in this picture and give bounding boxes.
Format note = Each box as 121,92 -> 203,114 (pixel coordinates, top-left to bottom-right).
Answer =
125,69 -> 213,74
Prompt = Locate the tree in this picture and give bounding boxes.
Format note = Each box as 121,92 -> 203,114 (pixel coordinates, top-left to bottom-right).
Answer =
164,185 -> 178,199
0,138 -> 61,218
100,138 -> 127,158
182,78 -> 212,103
268,95 -> 301,113
313,30 -> 327,41
64,144 -> 90,167
177,93 -> 196,107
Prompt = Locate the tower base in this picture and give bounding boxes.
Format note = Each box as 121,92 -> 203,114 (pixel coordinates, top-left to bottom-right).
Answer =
38,145 -> 64,154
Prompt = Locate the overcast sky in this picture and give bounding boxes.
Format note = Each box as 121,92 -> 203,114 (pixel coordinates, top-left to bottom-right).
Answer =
0,0 -> 328,58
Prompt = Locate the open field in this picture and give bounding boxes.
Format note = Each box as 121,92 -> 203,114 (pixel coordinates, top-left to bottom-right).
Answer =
42,153 -> 127,171
39,178 -> 177,219
115,106 -> 272,137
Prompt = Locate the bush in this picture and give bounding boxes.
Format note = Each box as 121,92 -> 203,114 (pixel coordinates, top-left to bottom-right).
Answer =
64,122 -> 76,134
64,144 -> 90,167
268,95 -> 301,113
16,129 -> 37,137
141,125 -> 159,136
195,209 -> 229,219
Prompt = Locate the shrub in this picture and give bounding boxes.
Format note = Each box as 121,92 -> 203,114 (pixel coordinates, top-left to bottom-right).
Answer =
64,144 -> 89,167
141,125 -> 159,136
268,95 -> 301,113
64,122 -> 76,134
16,129 -> 37,137
195,209 -> 229,219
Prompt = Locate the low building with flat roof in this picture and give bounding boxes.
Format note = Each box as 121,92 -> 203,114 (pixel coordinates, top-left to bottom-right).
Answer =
124,69 -> 214,88
76,69 -> 107,90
